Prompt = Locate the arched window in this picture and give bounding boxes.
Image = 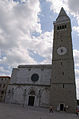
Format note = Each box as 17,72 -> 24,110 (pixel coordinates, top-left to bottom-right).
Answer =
29,90 -> 35,95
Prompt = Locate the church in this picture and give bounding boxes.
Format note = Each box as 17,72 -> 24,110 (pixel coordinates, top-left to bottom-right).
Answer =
5,8 -> 77,113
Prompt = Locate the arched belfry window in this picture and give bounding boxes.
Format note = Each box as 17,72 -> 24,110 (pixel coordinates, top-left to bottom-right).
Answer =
57,24 -> 67,30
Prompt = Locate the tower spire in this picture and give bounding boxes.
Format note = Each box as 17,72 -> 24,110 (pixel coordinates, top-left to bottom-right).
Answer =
58,7 -> 67,17
56,7 -> 70,23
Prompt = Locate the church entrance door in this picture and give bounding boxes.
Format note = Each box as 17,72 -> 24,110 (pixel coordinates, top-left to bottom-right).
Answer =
60,104 -> 64,111
28,96 -> 35,106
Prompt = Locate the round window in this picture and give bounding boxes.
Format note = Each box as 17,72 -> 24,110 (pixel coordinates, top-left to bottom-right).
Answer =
31,73 -> 39,82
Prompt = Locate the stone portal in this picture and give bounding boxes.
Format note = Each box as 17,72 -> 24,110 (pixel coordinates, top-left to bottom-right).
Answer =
28,96 -> 35,106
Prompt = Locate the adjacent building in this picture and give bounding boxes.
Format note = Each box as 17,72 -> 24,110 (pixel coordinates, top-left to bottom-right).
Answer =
0,76 -> 10,102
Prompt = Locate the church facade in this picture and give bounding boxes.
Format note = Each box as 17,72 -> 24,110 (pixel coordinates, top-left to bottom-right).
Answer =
5,65 -> 52,107
5,8 -> 77,113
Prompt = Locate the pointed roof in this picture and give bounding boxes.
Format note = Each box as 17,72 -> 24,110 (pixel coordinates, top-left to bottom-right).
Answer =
58,7 -> 67,16
56,7 -> 70,23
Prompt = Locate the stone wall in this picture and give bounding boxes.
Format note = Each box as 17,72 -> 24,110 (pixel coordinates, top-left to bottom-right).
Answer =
5,65 -> 51,108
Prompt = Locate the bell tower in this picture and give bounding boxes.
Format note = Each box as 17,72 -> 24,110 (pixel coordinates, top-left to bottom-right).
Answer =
50,7 -> 77,112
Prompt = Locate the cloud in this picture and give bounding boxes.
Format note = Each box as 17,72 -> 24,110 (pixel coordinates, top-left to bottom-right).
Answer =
73,49 -> 79,99
0,66 -> 11,76
0,0 -> 53,76
73,50 -> 79,67
75,69 -> 79,77
76,76 -> 79,99
46,0 -> 69,13
46,0 -> 79,16
0,0 -> 41,69
68,0 -> 79,15
46,0 -> 79,36
3,48 -> 36,67
68,0 -> 79,36
0,0 -> 41,49
31,31 -> 53,64
73,26 -> 79,35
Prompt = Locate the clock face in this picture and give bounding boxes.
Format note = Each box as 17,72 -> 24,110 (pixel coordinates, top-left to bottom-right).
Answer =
57,47 -> 67,55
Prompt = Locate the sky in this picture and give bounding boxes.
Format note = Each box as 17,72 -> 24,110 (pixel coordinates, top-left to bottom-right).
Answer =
0,0 -> 79,99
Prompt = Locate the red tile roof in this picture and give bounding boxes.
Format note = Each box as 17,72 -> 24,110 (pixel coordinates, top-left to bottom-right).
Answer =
0,76 -> 10,78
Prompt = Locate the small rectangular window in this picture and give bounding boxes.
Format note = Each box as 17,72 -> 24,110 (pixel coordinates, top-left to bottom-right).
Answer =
57,26 -> 59,30
61,62 -> 62,65
62,25 -> 64,29
0,84 -> 2,88
1,91 -> 4,95
62,72 -> 64,75
60,26 -> 61,29
63,84 -> 64,88
1,78 -> 3,81
65,25 -> 66,28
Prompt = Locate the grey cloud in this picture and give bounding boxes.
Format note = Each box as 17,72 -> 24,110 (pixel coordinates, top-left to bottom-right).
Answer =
68,0 -> 79,14
0,0 -> 42,75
